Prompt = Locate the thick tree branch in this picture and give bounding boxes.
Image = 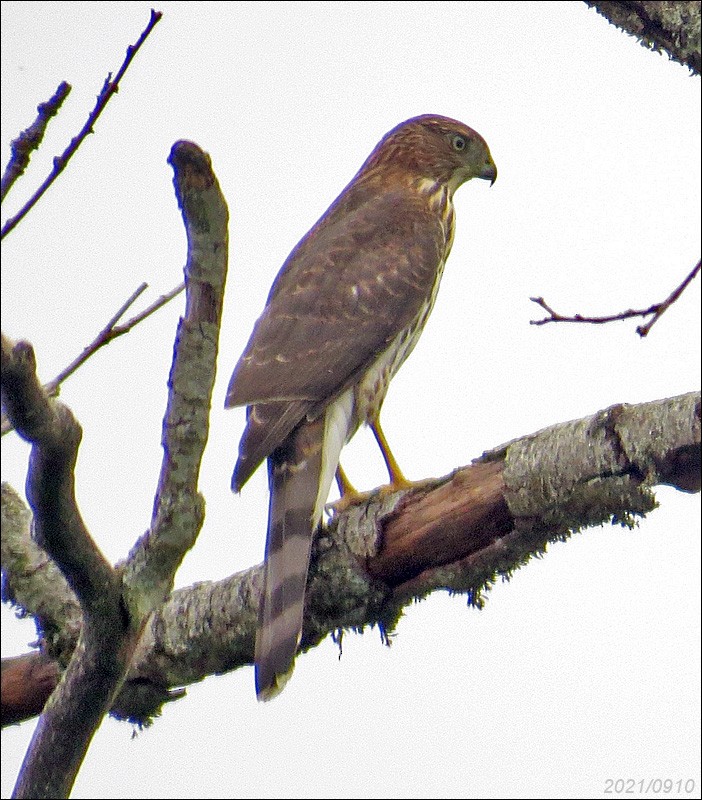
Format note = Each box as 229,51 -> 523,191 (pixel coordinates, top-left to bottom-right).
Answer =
1,141 -> 229,743
117,390 -> 699,722
1,336 -> 126,799
584,1 -> 701,75
1,483 -> 81,660
1,654 -> 60,728
121,141 -> 229,622
3,392 -> 698,726
1,337 -> 116,609
1,140 -> 229,793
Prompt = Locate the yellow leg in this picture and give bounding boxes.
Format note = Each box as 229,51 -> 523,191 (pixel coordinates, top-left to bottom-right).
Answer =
328,464 -> 369,515
371,418 -> 410,488
335,464 -> 357,497
327,418 -> 426,516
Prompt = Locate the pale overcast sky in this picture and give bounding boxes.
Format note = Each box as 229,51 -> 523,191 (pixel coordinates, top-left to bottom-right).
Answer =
1,2 -> 700,798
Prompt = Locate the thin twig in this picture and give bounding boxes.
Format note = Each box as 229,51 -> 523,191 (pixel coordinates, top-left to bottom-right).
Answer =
42,282 -> 150,396
1,281 -> 185,436
636,260 -> 700,337
111,281 -> 185,341
530,296 -> 660,326
0,10 -> 162,240
0,82 -> 72,202
530,260 -> 701,337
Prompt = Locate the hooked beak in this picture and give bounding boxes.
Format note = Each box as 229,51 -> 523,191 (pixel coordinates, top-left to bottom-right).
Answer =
480,156 -> 497,186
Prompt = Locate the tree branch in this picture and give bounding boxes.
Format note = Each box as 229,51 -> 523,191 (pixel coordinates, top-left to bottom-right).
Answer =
1,140 -> 229,748
636,260 -> 701,336
0,10 -> 162,240
1,281 -> 185,437
530,259 -> 701,336
1,654 -> 60,728
0,337 -> 112,613
1,482 -> 81,660
3,392 -> 698,726
1,335 -> 126,799
113,390 -> 701,723
584,1 -> 701,75
121,140 -> 229,622
2,138 -> 229,795
0,82 -> 71,202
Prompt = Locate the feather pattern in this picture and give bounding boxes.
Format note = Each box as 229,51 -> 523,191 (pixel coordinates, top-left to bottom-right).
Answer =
255,417 -> 324,699
225,114 -> 496,698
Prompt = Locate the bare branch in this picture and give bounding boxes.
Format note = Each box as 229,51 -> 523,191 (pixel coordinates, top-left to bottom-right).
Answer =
0,9 -> 162,240
1,334 -> 129,799
530,260 -> 701,335
1,654 -> 60,728
122,141 -> 229,620
43,281 -> 185,396
636,260 -> 701,337
108,281 -> 185,342
530,295 -> 660,326
1,280 -> 184,437
0,82 -> 71,202
43,281 -> 148,395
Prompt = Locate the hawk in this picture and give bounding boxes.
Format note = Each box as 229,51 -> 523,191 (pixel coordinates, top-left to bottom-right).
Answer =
225,114 -> 496,699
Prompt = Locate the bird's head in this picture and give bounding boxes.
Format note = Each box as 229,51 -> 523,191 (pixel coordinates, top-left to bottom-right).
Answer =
363,114 -> 497,195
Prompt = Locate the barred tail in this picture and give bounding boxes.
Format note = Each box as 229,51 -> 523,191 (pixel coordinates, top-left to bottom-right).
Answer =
254,422 -> 324,700
254,392 -> 354,700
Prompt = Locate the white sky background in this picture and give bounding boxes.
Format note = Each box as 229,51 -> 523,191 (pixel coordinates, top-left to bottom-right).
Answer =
1,1 -> 700,798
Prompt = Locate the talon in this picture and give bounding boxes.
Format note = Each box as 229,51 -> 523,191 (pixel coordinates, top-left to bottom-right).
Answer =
326,489 -> 375,515
327,420 -> 428,517
327,466 -> 375,515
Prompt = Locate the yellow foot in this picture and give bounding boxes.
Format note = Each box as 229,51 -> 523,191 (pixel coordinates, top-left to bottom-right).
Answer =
326,487 -> 377,516
326,476 -> 435,516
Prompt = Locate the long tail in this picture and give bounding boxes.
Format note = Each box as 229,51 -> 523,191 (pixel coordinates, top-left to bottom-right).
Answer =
254,392 -> 354,700
255,419 -> 324,700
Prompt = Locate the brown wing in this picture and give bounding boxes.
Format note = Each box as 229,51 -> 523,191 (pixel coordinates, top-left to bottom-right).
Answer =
226,187 -> 445,488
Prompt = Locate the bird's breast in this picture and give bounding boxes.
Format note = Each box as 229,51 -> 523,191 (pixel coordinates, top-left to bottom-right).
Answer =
355,182 -> 455,425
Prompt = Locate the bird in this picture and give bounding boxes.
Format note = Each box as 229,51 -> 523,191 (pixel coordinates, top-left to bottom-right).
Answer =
225,114 -> 496,699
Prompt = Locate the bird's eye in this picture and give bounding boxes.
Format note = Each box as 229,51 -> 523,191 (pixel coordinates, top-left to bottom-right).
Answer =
451,134 -> 467,152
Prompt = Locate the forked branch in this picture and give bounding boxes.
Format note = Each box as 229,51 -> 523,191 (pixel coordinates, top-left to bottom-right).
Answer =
0,10 -> 162,240
530,260 -> 700,336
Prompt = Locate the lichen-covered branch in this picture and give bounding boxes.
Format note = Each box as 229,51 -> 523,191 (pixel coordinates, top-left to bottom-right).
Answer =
0,140 -> 229,794
0,337 -> 118,615
1,336 -> 126,798
121,141 -> 229,622
1,483 -> 81,659
109,391 -> 697,724
584,1 -> 701,75
5,392 -> 699,725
